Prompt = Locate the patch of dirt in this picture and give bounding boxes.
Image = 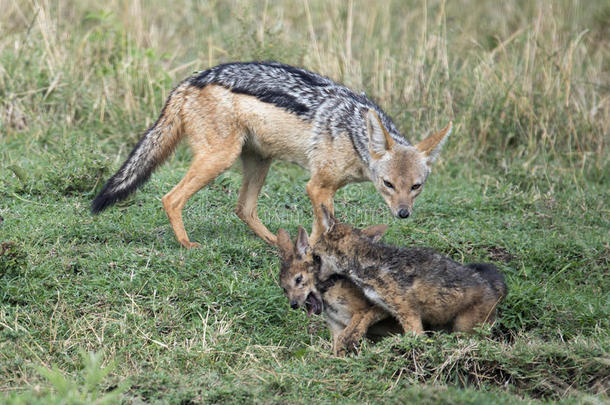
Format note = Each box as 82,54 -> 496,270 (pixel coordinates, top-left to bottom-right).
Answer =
484,246 -> 515,263
0,242 -> 14,257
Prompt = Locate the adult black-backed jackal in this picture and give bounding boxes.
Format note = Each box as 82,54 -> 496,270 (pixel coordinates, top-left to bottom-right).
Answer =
92,62 -> 452,248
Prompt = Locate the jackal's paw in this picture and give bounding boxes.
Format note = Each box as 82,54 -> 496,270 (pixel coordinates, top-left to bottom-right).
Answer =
264,235 -> 278,246
180,240 -> 201,249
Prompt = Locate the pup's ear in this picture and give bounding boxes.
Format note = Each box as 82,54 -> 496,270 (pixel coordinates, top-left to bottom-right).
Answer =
361,224 -> 388,242
366,109 -> 395,159
320,204 -> 336,234
276,229 -> 293,259
295,226 -> 310,257
415,122 -> 452,165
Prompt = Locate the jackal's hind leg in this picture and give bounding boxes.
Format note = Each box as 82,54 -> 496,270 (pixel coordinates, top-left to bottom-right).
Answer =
235,152 -> 275,245
162,143 -> 242,249
453,300 -> 498,333
395,310 -> 424,335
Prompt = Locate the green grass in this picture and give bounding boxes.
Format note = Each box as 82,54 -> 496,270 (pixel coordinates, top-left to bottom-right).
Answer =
1,1 -> 608,403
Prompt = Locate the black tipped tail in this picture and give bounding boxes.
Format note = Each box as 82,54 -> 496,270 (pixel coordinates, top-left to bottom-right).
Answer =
91,188 -> 115,214
91,128 -> 164,214
91,81 -> 187,214
91,188 -> 129,214
91,160 -> 153,214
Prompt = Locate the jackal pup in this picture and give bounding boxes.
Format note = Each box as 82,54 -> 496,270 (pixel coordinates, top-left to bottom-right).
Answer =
277,226 -> 402,355
315,207 -> 508,335
91,62 -> 452,248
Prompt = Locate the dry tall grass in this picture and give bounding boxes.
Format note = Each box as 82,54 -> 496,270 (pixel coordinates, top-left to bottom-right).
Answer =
1,0 -> 608,176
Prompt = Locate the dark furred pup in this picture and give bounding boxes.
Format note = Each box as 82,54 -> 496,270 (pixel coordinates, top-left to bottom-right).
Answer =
315,207 -> 508,335
277,226 -> 402,355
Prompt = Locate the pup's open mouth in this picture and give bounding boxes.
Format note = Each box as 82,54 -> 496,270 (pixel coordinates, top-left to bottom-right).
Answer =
304,292 -> 322,317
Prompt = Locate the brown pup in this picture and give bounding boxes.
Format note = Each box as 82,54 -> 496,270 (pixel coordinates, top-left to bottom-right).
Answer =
315,207 -> 508,335
277,227 -> 402,355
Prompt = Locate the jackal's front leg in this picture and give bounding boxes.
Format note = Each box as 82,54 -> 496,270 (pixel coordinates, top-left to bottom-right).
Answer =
306,176 -> 339,244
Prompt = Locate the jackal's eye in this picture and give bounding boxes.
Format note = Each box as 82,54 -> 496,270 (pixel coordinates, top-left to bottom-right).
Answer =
383,180 -> 394,190
295,275 -> 303,285
411,183 -> 421,191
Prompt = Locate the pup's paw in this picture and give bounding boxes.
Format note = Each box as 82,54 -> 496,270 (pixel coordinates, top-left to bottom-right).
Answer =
336,334 -> 360,356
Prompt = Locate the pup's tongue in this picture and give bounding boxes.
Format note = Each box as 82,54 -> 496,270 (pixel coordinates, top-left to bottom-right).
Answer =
305,293 -> 322,317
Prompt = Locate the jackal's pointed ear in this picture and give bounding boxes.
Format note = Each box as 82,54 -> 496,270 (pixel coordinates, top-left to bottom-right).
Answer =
366,109 -> 395,159
320,204 -> 336,234
276,229 -> 293,259
361,224 -> 388,242
415,122 -> 452,165
295,226 -> 310,257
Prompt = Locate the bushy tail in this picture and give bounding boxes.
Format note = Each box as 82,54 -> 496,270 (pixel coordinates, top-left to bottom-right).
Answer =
91,82 -> 189,213
467,263 -> 508,298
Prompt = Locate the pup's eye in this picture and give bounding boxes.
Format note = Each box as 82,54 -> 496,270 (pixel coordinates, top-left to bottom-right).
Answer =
411,183 -> 421,191
295,275 -> 303,285
383,180 -> 394,190
313,254 -> 321,264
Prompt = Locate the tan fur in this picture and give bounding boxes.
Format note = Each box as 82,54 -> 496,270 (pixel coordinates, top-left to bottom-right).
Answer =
161,85 -> 317,247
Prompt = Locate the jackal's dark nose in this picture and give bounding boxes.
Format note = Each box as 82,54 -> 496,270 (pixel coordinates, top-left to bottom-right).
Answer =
290,300 -> 298,309
398,208 -> 410,218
